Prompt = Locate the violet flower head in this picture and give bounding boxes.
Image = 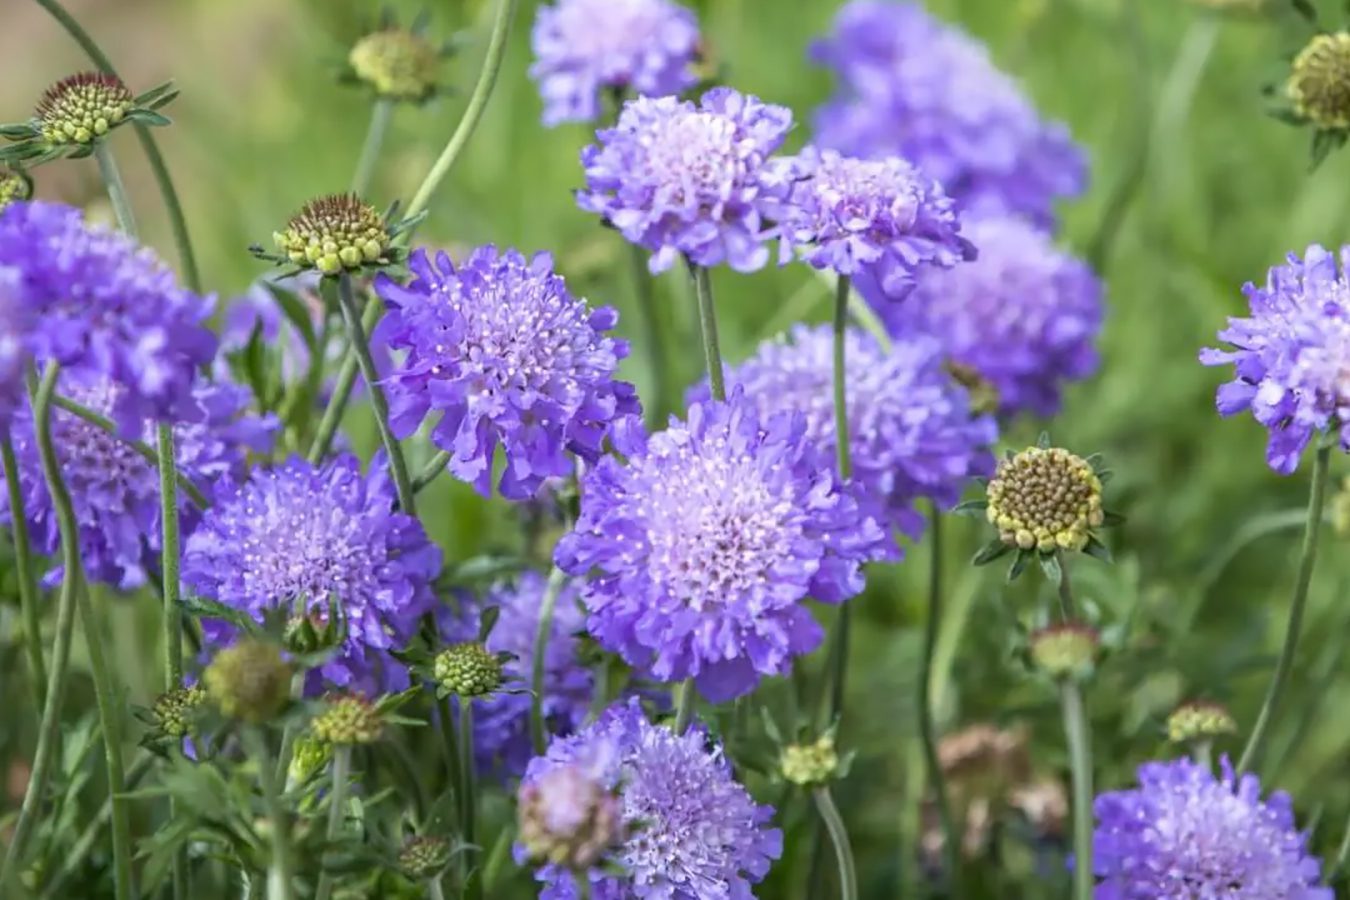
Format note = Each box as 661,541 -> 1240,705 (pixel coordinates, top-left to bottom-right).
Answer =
0,264 -> 32,428
521,699 -> 782,899
811,1 -> 1086,226
578,87 -> 794,273
692,325 -> 997,542
556,392 -> 891,702
1093,757 -> 1331,899
530,0 -> 701,127
1200,244 -> 1350,474
890,214 -> 1104,417
374,247 -> 639,501
0,201 -> 215,433
770,147 -> 973,299
183,454 -> 442,692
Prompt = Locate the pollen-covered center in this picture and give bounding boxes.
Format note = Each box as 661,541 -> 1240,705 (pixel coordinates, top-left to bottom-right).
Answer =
986,446 -> 1102,552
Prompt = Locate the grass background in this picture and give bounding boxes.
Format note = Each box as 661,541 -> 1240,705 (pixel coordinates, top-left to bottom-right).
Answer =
5,0 -> 1350,896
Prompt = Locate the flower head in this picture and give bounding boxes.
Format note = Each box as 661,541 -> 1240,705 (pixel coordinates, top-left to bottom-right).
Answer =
1093,758 -> 1332,899
692,325 -> 996,543
311,694 -> 384,745
271,194 -> 392,275
184,454 -> 442,693
811,1 -> 1085,226
1288,33 -> 1350,131
349,29 -> 442,102
434,642 -> 503,698
34,73 -> 133,145
0,168 -> 31,211
780,734 -> 839,787
530,0 -> 700,126
986,446 -> 1103,553
1027,622 -> 1098,680
1200,245 -> 1350,473
557,393 -> 891,702
578,87 -> 794,273
398,835 -> 454,881
204,640 -> 293,724
374,246 -> 638,500
518,763 -> 623,871
520,699 -> 781,899
152,685 -> 207,739
1167,700 -> 1238,745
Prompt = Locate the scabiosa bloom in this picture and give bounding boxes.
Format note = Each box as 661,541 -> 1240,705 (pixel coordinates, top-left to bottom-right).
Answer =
1,371 -> 276,589
0,264 -> 32,428
1093,758 -> 1331,899
530,0 -> 701,127
556,393 -> 891,701
374,246 -> 639,500
811,1 -> 1086,226
769,147 -> 972,299
1200,244 -> 1350,473
183,454 -> 442,692
578,87 -> 794,273
521,699 -> 781,899
690,325 -> 995,541
884,214 -> 1104,417
0,201 -> 215,433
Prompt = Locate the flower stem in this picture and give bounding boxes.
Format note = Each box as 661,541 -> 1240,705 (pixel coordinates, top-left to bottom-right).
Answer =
246,728 -> 295,900
429,880 -> 448,900
628,243 -> 670,424
94,143 -> 138,235
351,99 -> 394,197
825,274 -> 854,722
459,701 -> 480,900
1237,442 -> 1332,775
530,568 -> 567,755
412,449 -> 453,495
812,787 -> 858,900
688,262 -> 726,402
918,504 -> 959,886
314,745 -> 351,900
1061,679 -> 1094,900
158,423 -> 183,690
2,433 -> 46,710
577,876 -> 593,900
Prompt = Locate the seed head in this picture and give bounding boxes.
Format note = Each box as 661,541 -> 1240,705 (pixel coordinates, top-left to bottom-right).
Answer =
398,834 -> 454,881
779,734 -> 839,787
203,640 -> 293,724
1167,700 -> 1237,745
349,29 -> 441,101
152,685 -> 206,738
1288,33 -> 1350,131
35,73 -> 133,145
517,764 -> 623,870
433,642 -> 503,698
986,446 -> 1103,553
273,194 -> 390,275
0,168 -> 31,211
311,694 -> 384,746
1027,622 -> 1099,680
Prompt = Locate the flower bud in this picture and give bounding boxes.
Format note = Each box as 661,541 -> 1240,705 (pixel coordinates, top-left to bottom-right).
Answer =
1028,622 -> 1099,681
349,29 -> 441,101
203,640 -> 292,724
311,694 -> 384,746
1288,33 -> 1350,131
433,642 -> 502,698
0,168 -> 31,211
779,735 -> 839,787
152,685 -> 206,738
273,194 -> 391,275
35,73 -> 132,146
517,765 -> 622,870
1166,700 -> 1237,745
986,446 -> 1103,553
398,834 -> 453,881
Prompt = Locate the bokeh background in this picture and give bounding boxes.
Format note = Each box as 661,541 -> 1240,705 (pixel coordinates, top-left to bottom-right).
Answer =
5,0 -> 1350,896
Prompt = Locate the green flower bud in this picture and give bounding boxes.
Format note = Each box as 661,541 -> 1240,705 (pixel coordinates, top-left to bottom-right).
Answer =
273,194 -> 391,274
203,640 -> 292,724
986,446 -> 1103,553
1288,33 -> 1350,131
433,642 -> 502,698
287,734 -> 333,784
35,73 -> 133,146
152,685 -> 206,738
1028,622 -> 1099,681
349,29 -> 441,101
1167,700 -> 1237,745
0,168 -> 32,211
780,734 -> 840,787
311,694 -> 384,746
398,834 -> 453,881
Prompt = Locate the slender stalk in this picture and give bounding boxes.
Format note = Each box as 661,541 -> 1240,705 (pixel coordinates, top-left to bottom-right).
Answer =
673,680 -> 696,735
307,310 -> 369,464
825,275 -> 854,721
1061,680 -> 1094,900
412,450 -> 453,494
689,263 -> 726,402
2,434 -> 46,709
94,144 -> 138,235
918,505 -> 958,885
158,424 -> 183,689
628,243 -> 670,424
459,702 -> 480,900
1329,808 -> 1350,881
246,729 -> 294,900
438,698 -> 462,813
812,787 -> 858,900
1238,442 -> 1332,775
332,273 -> 417,514
314,745 -> 351,900
429,881 -> 448,900
1193,739 -> 1213,773
530,568 -> 567,754
41,753 -> 153,898
351,99 -> 394,196
577,877 -> 593,900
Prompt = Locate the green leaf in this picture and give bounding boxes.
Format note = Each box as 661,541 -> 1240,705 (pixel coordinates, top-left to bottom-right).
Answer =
125,109 -> 173,128
1310,129 -> 1347,171
1102,510 -> 1126,526
478,605 -> 501,642
1007,549 -> 1033,582
1291,0 -> 1318,24
1084,536 -> 1114,564
972,539 -> 1012,566
264,282 -> 319,354
1036,431 -> 1051,449
1039,552 -> 1062,586
950,498 -> 989,517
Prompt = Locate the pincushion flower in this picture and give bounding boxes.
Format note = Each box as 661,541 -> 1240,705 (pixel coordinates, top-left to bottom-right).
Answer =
884,214 -> 1104,417
2,372 -> 276,589
1093,757 -> 1331,898
811,1 -> 1086,226
1200,244 -> 1350,473
183,454 -> 442,692
530,0 -> 701,126
577,87 -> 794,273
520,699 -> 781,899
373,246 -> 639,500
0,201 -> 215,433
690,325 -> 996,541
556,393 -> 891,701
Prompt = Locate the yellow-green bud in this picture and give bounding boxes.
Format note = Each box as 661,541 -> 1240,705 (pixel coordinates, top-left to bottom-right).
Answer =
35,73 -> 133,146
152,685 -> 206,738
0,168 -> 31,211
398,835 -> 453,881
273,194 -> 390,274
349,29 -> 441,101
203,640 -> 292,724
1028,623 -> 1099,680
287,734 -> 333,784
986,446 -> 1103,553
1166,700 -> 1237,744
1289,33 -> 1350,131
311,694 -> 384,746
433,642 -> 502,698
780,735 -> 839,787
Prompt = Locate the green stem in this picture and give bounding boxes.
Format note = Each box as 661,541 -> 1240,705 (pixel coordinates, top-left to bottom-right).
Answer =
93,143 -> 137,235
689,263 -> 725,402
812,787 -> 858,900
1061,680 -> 1094,900
2,434 -> 46,710
918,505 -> 959,885
438,698 -> 462,815
825,274 -> 854,723
530,568 -> 567,754
577,876 -> 593,900
460,702 -> 480,900
673,679 -> 697,735
157,425 -> 183,687
429,881 -> 448,900
1329,808 -> 1350,882
1056,549 -> 1076,619
351,99 -> 394,197
628,243 -> 670,424
1237,442 -> 1332,775
412,450 -> 453,495
314,745 -> 351,900
246,729 -> 294,900
1193,739 -> 1213,773
306,303 -> 372,465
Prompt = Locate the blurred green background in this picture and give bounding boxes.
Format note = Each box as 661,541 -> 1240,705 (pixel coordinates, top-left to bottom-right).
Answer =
6,0 -> 1350,896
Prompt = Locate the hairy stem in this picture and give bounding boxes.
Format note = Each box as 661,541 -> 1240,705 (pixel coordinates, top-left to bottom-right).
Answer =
530,568 -> 567,755
246,729 -> 294,900
2,434 -> 46,709
460,702 -> 480,900
825,274 -> 854,722
813,787 -> 858,900
314,745 -> 351,900
1061,680 -> 1094,900
351,99 -> 394,197
689,262 -> 726,402
918,505 -> 958,886
412,449 -> 453,495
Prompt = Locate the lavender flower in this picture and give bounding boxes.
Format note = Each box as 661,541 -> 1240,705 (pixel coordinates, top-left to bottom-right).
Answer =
691,325 -> 996,541
1093,758 -> 1331,899
183,454 -> 442,692
577,87 -> 794,273
811,1 -> 1086,226
1,372 -> 275,589
769,147 -> 972,299
0,264 -> 31,428
886,214 -> 1104,417
374,246 -> 638,501
1200,244 -> 1350,473
0,201 -> 215,433
556,393 -> 891,702
521,699 -> 781,898
530,0 -> 701,127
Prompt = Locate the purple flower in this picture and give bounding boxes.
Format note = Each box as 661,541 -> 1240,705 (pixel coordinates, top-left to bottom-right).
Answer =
0,264 -> 32,428
1,371 -> 275,590
1200,244 -> 1350,474
811,1 -> 1086,227
1093,757 -> 1331,899
578,87 -> 794,273
768,147 -> 973,299
0,201 -> 215,434
521,699 -> 781,899
183,454 -> 442,692
886,214 -> 1104,417
692,325 -> 997,541
556,393 -> 891,702
374,247 -> 639,501
530,0 -> 701,127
